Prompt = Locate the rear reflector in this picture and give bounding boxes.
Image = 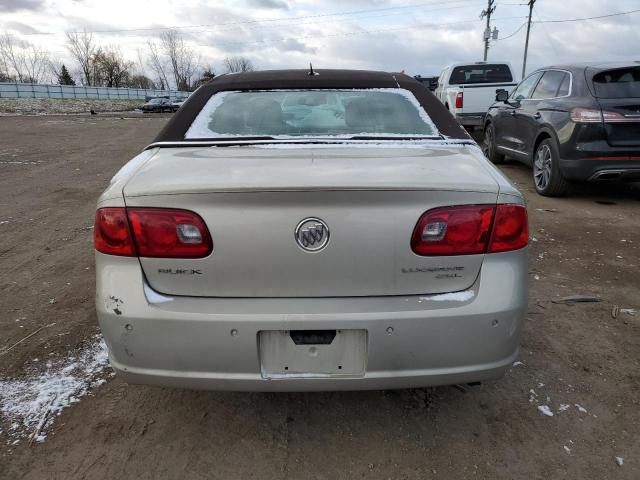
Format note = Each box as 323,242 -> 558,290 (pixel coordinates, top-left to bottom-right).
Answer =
94,208 -> 136,257
411,204 -> 527,256
94,207 -> 213,258
455,91 -> 464,109
582,155 -> 640,161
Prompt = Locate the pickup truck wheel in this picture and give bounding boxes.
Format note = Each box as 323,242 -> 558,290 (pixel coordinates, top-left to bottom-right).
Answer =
482,123 -> 504,164
533,138 -> 569,196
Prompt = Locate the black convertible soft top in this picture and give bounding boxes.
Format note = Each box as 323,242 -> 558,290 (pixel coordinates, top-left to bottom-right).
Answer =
153,69 -> 471,143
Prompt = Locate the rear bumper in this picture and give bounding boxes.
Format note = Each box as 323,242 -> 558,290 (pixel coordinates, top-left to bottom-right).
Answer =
560,157 -> 640,181
96,250 -> 527,392
559,139 -> 640,181
454,113 -> 485,127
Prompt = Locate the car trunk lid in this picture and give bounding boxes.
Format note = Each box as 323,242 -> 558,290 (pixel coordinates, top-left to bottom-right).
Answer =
589,66 -> 640,147
595,98 -> 640,147
123,144 -> 501,298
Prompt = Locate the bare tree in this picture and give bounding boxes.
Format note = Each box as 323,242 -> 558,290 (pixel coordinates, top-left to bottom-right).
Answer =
193,65 -> 215,88
0,33 -> 26,81
65,31 -> 96,86
223,56 -> 254,74
127,74 -> 155,89
146,40 -> 169,90
22,44 -> 51,83
128,48 -> 155,89
159,30 -> 198,90
0,33 -> 52,83
0,35 -> 10,80
93,47 -> 133,87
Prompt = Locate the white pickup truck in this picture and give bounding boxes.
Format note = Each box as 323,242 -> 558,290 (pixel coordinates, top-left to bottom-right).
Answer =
435,62 -> 518,129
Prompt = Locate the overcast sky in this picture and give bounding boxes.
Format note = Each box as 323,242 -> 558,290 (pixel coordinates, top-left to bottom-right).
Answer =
2,0 -> 639,80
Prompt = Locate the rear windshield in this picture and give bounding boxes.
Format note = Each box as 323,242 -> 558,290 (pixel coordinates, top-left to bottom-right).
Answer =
184,89 -> 438,139
592,67 -> 640,98
449,64 -> 513,85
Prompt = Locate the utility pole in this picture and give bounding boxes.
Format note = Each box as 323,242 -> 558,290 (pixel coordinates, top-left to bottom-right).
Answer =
480,0 -> 496,61
522,0 -> 536,78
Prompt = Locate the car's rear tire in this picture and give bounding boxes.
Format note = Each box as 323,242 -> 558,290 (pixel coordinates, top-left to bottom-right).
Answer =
533,138 -> 570,197
482,123 -> 504,164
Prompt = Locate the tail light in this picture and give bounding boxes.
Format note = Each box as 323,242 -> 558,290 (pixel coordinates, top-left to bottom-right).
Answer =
570,108 -> 602,123
411,204 -> 527,256
94,207 -> 213,258
488,204 -> 528,253
94,208 -> 136,257
455,92 -> 464,109
570,108 -> 638,124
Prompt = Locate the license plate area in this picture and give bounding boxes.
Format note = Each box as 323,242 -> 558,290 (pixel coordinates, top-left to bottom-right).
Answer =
259,329 -> 367,379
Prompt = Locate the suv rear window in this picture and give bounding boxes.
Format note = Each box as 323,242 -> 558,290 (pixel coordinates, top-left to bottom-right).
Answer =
185,89 -> 438,139
592,67 -> 640,98
449,64 -> 513,85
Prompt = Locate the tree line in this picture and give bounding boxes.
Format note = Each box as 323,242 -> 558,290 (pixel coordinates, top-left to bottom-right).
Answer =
0,30 -> 254,91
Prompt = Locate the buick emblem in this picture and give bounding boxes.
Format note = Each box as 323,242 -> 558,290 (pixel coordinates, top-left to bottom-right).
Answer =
295,217 -> 330,252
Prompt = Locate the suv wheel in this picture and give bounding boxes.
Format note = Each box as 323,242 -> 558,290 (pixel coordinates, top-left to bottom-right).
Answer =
482,123 -> 504,164
533,138 -> 569,196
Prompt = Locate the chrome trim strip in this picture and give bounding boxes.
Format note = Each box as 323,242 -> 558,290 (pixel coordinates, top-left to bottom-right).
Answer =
144,138 -> 478,150
495,144 -> 525,155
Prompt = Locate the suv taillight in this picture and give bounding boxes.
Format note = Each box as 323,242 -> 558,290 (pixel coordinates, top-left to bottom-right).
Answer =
570,107 -> 636,124
94,207 -> 213,258
411,204 -> 528,256
455,91 -> 464,109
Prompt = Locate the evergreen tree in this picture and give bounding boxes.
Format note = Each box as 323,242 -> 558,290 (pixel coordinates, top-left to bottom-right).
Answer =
57,65 -> 76,85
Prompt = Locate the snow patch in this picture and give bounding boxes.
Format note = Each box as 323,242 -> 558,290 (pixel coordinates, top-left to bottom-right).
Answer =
185,90 -> 232,138
615,457 -> 624,466
537,405 -> 554,417
419,291 -> 475,302
143,282 -> 174,304
251,140 -> 460,149
0,335 -> 110,442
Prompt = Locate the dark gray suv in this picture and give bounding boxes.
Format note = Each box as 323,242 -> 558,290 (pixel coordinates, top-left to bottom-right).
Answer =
483,62 -> 640,196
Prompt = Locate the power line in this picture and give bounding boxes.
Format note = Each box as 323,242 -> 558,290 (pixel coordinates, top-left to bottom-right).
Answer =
198,16 -> 527,49
494,21 -> 526,41
174,1 -> 485,37
19,0 -> 481,36
533,6 -> 559,60
534,8 -> 640,24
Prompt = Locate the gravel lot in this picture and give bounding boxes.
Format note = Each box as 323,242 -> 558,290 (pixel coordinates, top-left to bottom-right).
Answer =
0,115 -> 639,479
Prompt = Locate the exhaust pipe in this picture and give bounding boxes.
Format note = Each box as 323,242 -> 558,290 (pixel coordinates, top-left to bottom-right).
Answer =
591,170 -> 624,181
597,172 -> 623,180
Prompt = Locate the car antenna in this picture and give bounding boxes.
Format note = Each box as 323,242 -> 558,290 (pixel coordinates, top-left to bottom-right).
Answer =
308,63 -> 317,76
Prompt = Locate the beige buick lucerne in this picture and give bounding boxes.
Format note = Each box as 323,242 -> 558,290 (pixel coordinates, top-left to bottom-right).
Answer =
94,69 -> 528,391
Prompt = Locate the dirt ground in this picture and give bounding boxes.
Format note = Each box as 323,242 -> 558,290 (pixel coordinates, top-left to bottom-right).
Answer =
0,115 -> 639,479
